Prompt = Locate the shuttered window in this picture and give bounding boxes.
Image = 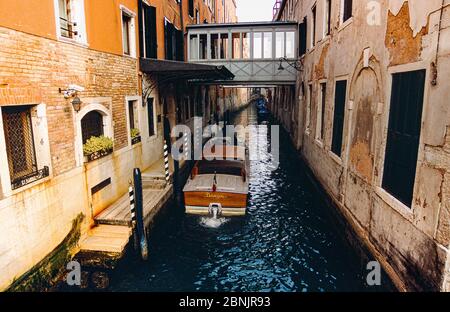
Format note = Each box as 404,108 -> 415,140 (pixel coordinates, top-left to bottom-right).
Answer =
188,0 -> 195,17
142,4 -> 157,59
331,80 -> 347,157
343,0 -> 353,22
165,20 -> 184,61
299,18 -> 307,56
382,70 -> 426,207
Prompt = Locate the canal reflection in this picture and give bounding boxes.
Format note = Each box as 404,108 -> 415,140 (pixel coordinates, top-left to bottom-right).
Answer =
107,104 -> 394,292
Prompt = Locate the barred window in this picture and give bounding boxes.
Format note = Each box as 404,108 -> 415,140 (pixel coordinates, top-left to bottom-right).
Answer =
2,106 -> 37,182
81,111 -> 104,144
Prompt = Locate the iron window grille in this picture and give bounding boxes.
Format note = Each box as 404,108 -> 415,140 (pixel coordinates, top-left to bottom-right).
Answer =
2,106 -> 50,190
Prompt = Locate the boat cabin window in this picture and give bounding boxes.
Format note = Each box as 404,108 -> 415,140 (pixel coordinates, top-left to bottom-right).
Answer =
197,160 -> 244,177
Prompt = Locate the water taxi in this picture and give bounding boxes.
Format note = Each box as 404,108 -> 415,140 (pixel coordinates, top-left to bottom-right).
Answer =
183,144 -> 249,217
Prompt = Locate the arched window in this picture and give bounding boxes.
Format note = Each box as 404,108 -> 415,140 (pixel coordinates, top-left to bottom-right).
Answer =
81,111 -> 104,144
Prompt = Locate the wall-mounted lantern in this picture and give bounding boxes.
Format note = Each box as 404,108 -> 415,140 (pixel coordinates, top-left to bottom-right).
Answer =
71,96 -> 82,113
278,57 -> 304,72
59,84 -> 85,113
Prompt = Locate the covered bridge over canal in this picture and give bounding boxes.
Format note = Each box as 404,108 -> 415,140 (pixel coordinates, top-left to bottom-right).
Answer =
186,21 -> 299,86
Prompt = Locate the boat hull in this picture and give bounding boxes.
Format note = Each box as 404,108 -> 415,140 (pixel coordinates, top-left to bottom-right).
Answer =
185,205 -> 246,217
184,191 -> 247,217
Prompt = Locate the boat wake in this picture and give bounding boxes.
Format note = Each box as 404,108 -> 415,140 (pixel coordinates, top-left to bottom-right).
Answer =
199,216 -> 229,228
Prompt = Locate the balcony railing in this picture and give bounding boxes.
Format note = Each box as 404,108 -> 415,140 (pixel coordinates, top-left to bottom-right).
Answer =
11,166 -> 50,190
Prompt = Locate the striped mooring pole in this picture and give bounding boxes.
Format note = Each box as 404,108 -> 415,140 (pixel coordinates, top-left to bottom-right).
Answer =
129,181 -> 139,251
133,168 -> 148,261
164,140 -> 170,182
184,133 -> 189,160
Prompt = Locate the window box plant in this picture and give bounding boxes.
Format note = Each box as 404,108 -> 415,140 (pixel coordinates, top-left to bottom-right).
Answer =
83,136 -> 114,162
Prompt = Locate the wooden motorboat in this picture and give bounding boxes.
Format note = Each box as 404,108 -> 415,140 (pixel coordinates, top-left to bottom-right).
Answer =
183,144 -> 249,217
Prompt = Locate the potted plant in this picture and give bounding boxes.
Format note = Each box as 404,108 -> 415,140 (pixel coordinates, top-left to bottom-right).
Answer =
83,135 -> 114,162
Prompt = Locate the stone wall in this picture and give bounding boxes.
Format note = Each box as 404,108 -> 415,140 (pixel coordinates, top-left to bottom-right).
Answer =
273,0 -> 450,291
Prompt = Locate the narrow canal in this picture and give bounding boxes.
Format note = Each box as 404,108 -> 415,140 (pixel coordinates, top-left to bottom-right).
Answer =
107,104 -> 393,292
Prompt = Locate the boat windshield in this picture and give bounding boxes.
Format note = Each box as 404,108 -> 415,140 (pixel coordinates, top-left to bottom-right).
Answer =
197,160 -> 244,177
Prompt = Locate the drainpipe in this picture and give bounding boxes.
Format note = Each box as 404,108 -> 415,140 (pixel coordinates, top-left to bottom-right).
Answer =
431,0 -> 445,86
179,0 -> 185,61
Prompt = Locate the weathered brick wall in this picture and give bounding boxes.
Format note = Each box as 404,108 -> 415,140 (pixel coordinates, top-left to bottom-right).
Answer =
0,26 -> 138,176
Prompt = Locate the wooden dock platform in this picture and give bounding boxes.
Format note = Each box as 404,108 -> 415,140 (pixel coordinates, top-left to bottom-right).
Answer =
76,161 -> 175,269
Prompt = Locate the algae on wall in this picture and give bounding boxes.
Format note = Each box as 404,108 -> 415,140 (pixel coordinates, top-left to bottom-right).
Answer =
6,214 -> 85,292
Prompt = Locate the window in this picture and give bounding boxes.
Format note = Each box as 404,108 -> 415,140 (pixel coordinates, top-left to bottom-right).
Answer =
311,4 -> 317,47
141,4 -> 157,59
275,32 -> 285,58
196,9 -> 200,24
324,0 -> 331,36
232,33 -> 241,59
58,0 -> 74,38
189,0 -> 195,18
211,33 -> 220,59
147,98 -> 155,137
299,17 -> 307,56
55,0 -> 87,43
253,33 -> 262,59
189,34 -> 199,60
200,34 -> 208,59
81,111 -> 104,144
220,33 -> 229,59
242,33 -> 251,59
331,80 -> 347,156
382,70 -> 426,208
128,100 -> 140,144
316,83 -> 326,141
306,84 -> 313,132
286,32 -> 296,58
165,19 -> 183,61
122,13 -> 132,55
263,32 -> 272,59
342,0 -> 353,23
2,105 -> 50,190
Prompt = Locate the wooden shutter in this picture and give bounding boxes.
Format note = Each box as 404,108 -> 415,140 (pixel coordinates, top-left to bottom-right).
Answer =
299,18 -> 307,56
382,70 -> 426,207
331,80 -> 347,156
144,5 -> 157,58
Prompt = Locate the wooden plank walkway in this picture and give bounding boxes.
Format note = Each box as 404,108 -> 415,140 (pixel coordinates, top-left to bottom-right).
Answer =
77,157 -> 177,268
95,188 -> 164,226
79,225 -> 132,254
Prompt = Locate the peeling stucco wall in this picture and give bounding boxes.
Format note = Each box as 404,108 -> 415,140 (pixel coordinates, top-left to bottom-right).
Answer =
388,0 -> 443,37
273,0 -> 450,291
385,2 -> 429,66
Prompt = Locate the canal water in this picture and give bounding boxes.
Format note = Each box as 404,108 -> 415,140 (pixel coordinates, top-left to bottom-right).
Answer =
106,104 -> 393,292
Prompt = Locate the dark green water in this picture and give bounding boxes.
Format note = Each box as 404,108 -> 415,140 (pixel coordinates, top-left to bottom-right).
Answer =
105,104 -> 393,292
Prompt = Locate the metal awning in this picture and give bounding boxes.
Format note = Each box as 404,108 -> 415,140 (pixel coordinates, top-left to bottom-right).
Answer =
140,58 -> 235,83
